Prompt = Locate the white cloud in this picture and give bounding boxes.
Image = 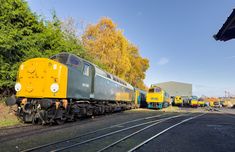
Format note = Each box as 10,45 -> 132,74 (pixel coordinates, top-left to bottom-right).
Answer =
157,57 -> 169,65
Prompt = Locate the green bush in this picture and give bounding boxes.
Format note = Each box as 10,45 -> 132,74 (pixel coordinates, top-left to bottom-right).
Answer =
0,0 -> 85,97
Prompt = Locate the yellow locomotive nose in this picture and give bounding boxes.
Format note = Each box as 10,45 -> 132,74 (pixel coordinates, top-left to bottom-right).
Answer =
16,58 -> 68,98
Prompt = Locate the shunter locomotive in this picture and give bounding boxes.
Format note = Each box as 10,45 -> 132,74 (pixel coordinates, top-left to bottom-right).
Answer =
7,52 -> 136,124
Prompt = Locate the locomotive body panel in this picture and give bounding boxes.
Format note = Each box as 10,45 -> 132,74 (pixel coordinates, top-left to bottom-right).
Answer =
66,63 -> 94,100
93,68 -> 134,102
16,58 -> 68,98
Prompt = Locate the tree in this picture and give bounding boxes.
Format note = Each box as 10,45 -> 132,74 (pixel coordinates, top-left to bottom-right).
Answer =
0,0 -> 85,97
0,0 -> 149,97
82,17 -> 149,89
125,44 -> 149,90
82,17 -> 131,79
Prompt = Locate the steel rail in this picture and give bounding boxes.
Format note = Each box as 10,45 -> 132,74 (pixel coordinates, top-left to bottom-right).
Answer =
21,113 -> 168,152
0,124 -> 33,131
128,113 -> 206,152
50,114 -> 187,152
97,118 -> 168,152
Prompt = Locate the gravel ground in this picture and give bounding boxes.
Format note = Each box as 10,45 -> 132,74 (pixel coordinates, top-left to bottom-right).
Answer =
0,109 -> 168,151
138,113 -> 235,152
0,107 -> 234,152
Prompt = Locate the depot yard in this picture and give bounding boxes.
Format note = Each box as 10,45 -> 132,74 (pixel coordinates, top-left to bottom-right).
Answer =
0,107 -> 234,152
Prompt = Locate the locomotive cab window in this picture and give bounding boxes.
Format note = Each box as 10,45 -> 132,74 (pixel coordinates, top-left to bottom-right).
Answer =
83,64 -> 90,76
69,55 -> 80,67
51,53 -> 69,64
155,87 -> 161,92
149,88 -> 154,93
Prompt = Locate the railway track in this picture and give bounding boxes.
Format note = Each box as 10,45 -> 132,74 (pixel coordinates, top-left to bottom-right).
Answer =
0,124 -> 33,132
0,110 -> 171,143
96,113 -> 205,152
128,113 -> 205,152
0,113 -> 120,143
20,113 -> 189,152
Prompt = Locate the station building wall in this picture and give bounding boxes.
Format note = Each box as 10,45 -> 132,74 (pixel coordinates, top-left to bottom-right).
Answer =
153,81 -> 192,97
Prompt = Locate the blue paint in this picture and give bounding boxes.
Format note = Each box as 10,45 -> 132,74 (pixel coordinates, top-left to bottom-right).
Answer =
138,95 -> 141,104
148,103 -> 153,108
157,103 -> 163,109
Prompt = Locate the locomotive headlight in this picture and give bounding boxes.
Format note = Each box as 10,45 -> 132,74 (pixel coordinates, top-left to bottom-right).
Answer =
15,83 -> 21,92
50,83 -> 59,93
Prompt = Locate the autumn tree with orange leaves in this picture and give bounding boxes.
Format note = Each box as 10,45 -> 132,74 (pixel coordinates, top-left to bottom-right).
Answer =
82,18 -> 149,90
126,44 -> 149,90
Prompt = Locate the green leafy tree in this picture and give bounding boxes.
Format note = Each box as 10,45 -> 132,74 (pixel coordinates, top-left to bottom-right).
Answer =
0,0 -> 84,97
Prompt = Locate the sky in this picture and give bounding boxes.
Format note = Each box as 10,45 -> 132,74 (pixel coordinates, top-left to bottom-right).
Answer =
26,0 -> 235,97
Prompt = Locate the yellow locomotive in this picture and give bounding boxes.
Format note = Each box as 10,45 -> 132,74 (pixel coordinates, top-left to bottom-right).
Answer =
173,96 -> 183,106
146,85 -> 170,109
189,96 -> 199,107
7,53 -> 135,124
198,98 -> 205,107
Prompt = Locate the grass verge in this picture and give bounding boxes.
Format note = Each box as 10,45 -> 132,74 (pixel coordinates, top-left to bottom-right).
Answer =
0,102 -> 20,127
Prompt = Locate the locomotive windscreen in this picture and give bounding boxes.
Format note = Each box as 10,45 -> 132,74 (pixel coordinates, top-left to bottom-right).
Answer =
51,53 -> 69,64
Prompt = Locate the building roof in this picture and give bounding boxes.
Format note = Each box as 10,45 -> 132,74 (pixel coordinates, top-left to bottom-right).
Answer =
154,81 -> 192,85
214,9 -> 235,41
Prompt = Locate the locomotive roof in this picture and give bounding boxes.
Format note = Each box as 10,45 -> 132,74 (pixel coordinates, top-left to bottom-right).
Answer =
51,52 -> 96,66
150,85 -> 162,88
51,52 -> 134,90
94,66 -> 133,90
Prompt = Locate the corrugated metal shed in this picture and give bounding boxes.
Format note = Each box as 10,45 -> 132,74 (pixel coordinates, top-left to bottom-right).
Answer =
214,9 -> 235,41
153,81 -> 192,97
